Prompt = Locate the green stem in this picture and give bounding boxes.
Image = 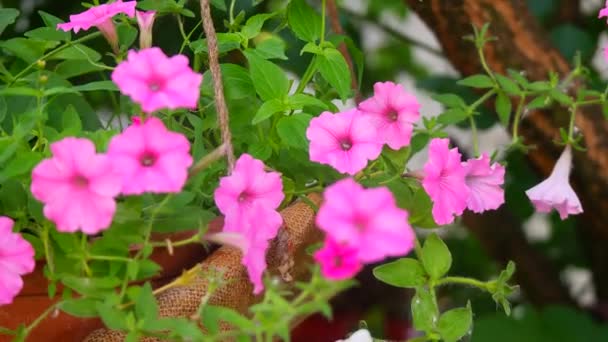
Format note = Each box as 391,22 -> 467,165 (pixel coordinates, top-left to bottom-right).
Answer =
469,115 -> 479,157
511,94 -> 526,143
294,56 -> 320,94
179,20 -> 203,54
320,0 -> 327,44
23,303 -> 59,337
149,233 -> 201,248
229,0 -> 237,25
567,103 -> 577,142
469,89 -> 496,111
413,235 -> 423,260
435,276 -> 489,291
477,44 -> 495,81
9,32 -> 102,86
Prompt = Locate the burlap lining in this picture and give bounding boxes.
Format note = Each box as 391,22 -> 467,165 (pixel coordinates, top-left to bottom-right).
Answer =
84,194 -> 323,341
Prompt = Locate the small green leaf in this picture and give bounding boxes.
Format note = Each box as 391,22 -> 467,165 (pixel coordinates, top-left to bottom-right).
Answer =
318,48 -> 352,101
495,92 -> 512,127
96,302 -> 128,330
432,93 -> 466,108
287,0 -> 322,42
252,99 -> 286,124
61,105 -> 82,135
245,51 -> 289,101
495,74 -> 520,95
25,27 -> 69,42
421,233 -> 452,280
373,258 -> 426,288
191,33 -> 241,54
254,36 -> 287,60
437,303 -> 473,342
276,113 -> 313,149
526,81 -> 551,91
507,69 -> 529,87
527,95 -> 551,109
73,81 -> 118,92
549,89 -> 573,105
457,74 -> 494,88
412,287 -> 438,333
0,8 -> 19,36
248,142 -> 272,160
288,93 -> 328,110
437,108 -> 468,125
135,283 -> 159,321
60,298 -> 100,317
241,13 -> 275,40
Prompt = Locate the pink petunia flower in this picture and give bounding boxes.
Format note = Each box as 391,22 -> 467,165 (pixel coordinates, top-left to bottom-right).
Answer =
107,117 -> 193,195
57,0 -> 136,52
604,47 -> 608,63
31,138 -> 122,234
314,238 -> 362,280
599,1 -> 608,22
462,153 -> 505,213
358,81 -> 420,150
525,145 -> 583,220
316,178 -> 414,263
136,10 -> 156,49
0,217 -> 35,306
214,154 -> 285,294
111,48 -> 203,113
306,109 -> 383,175
422,138 -> 469,225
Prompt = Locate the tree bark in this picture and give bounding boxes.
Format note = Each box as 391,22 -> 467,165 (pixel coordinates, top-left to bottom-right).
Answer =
405,0 -> 608,307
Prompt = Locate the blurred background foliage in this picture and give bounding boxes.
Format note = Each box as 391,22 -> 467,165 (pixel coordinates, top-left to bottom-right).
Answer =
2,0 -> 607,340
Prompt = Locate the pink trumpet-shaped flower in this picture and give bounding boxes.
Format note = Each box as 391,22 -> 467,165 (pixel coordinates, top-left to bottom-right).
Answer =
525,146 -> 583,220
214,154 -> 285,294
316,178 -> 414,263
57,1 -> 136,52
136,10 -> 156,49
599,1 -> 608,22
107,117 -> 193,195
314,238 -> 362,280
422,138 -> 469,225
462,153 -> 505,213
306,109 -> 383,175
358,81 -> 420,150
0,217 -> 35,306
31,138 -> 122,234
111,48 -> 203,113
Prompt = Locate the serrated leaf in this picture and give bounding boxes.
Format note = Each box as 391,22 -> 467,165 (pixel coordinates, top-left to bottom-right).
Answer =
373,258 -> 426,288
421,233 -> 452,280
437,303 -> 473,342
495,92 -> 512,127
287,0 -> 322,42
318,48 -> 351,101
457,74 -> 494,88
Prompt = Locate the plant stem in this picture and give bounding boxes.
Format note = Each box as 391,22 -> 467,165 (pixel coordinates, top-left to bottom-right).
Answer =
294,55 -> 320,94
567,103 -> 577,142
477,44 -> 495,81
320,0 -> 327,44
435,276 -> 489,291
469,115 -> 479,157
511,94 -> 526,143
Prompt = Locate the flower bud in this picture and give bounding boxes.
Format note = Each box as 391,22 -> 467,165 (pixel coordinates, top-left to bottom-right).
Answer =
136,10 -> 156,49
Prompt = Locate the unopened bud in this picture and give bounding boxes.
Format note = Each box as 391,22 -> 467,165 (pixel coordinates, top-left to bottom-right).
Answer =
38,75 -> 48,84
36,60 -> 46,69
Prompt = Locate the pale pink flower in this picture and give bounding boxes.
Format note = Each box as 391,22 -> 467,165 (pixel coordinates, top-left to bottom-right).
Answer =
462,153 -> 505,213
111,48 -> 203,113
525,146 -> 583,220
316,178 -> 414,263
604,47 -> 608,63
358,81 -> 420,150
214,154 -> 285,293
422,138 -> 469,225
107,117 -> 193,195
314,238 -> 362,280
306,109 -> 382,175
0,217 -> 35,306
136,10 -> 156,49
57,0 -> 136,52
599,1 -> 608,22
31,138 -> 122,234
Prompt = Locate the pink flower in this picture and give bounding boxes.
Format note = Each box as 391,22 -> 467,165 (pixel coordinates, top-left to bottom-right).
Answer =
358,81 -> 420,150
604,47 -> 608,63
422,138 -> 469,225
306,109 -> 382,175
316,178 -> 414,263
462,153 -> 505,213
107,117 -> 193,195
0,217 -> 35,306
525,146 -> 583,220
31,138 -> 122,234
214,154 -> 285,293
599,1 -> 608,22
57,1 -> 136,52
136,10 -> 156,49
111,48 -> 203,113
314,238 -> 362,280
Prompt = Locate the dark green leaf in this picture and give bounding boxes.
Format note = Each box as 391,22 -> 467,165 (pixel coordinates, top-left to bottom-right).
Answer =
245,51 -> 289,101
373,258 -> 426,288
1,38 -> 57,63
287,0 -> 322,42
25,27 -> 70,42
0,8 -> 19,36
527,95 -> 551,109
248,142 -> 272,160
61,105 -> 82,135
201,63 -> 255,100
276,113 -> 313,149
421,233 -> 452,280
73,81 -> 118,92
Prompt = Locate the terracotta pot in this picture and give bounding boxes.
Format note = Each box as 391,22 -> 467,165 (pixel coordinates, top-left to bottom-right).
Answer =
0,226 -> 218,342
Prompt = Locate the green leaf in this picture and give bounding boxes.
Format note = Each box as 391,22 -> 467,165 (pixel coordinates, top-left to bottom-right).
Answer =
527,95 -> 551,109
457,74 -> 494,88
407,187 -> 437,229
432,93 -> 466,108
49,44 -> 101,61
25,27 -> 70,42
73,81 -> 118,92
0,8 -> 19,36
495,74 -> 520,95
287,0 -> 322,42
245,51 -> 289,101
495,91 -> 512,127
201,63 -> 255,100
96,302 -> 128,330
437,108 -> 468,125
248,142 -> 272,161
318,48 -> 352,101
61,105 -> 82,135
60,298 -> 100,317
38,10 -> 64,29
549,89 -> 573,105
210,0 -> 227,11
373,258 -> 426,288
56,59 -> 104,78
1,38 -> 57,63
0,96 -> 6,124
412,287 -> 438,333
252,99 -> 286,124
0,87 -> 41,97
0,180 -> 28,214
421,233 -> 452,280
254,36 -> 287,60
241,13 -> 275,40
201,306 -> 255,333
276,113 -> 313,149
1,151 -> 43,179
191,33 -> 241,54
288,93 -> 328,110
437,303 -> 473,342
135,283 -> 159,321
